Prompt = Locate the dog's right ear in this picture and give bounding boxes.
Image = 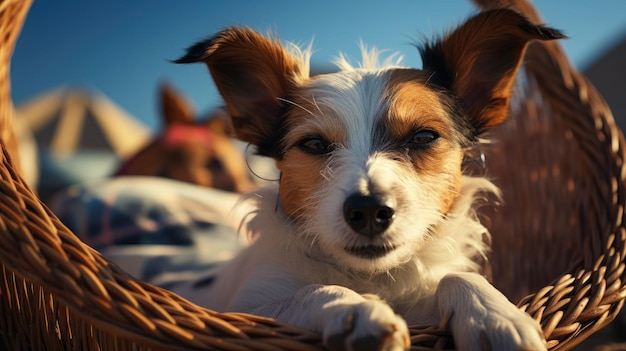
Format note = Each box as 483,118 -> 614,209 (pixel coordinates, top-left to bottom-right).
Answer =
419,9 -> 564,137
175,27 -> 304,157
206,110 -> 236,138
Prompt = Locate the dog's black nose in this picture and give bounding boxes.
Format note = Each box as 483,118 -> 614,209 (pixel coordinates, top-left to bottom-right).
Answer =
343,193 -> 395,237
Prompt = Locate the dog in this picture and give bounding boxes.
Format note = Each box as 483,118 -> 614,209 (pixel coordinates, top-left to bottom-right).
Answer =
171,9 -> 563,351
115,82 -> 254,193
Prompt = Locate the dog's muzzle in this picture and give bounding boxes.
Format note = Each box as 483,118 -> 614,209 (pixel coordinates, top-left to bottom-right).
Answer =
343,193 -> 395,238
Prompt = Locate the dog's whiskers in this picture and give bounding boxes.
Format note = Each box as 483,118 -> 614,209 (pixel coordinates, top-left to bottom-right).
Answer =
320,165 -> 334,182
423,70 -> 437,87
311,95 -> 323,115
384,270 -> 397,283
286,199 -> 318,227
277,97 -> 316,117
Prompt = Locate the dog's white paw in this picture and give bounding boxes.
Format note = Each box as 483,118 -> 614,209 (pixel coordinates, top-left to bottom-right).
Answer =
451,304 -> 546,351
437,273 -> 547,351
323,299 -> 410,351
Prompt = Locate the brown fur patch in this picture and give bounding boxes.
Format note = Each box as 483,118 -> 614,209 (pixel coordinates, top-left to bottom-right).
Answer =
276,150 -> 328,220
383,69 -> 465,214
275,90 -> 345,219
383,69 -> 466,144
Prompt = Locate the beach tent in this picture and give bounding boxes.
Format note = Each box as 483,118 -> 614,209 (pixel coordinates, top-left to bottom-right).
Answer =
15,87 -> 151,199
17,87 -> 150,157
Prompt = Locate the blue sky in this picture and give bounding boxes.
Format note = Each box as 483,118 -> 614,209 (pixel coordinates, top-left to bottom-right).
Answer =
10,1 -> 626,131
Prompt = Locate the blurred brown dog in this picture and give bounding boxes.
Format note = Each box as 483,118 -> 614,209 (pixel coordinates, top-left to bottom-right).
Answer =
115,82 -> 254,192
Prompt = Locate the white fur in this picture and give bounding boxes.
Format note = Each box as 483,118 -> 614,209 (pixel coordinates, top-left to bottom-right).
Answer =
335,43 -> 405,72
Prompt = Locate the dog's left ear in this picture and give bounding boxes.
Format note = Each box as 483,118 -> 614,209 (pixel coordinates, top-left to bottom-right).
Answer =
420,9 -> 564,135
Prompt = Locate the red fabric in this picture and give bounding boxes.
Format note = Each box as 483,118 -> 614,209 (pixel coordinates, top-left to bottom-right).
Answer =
115,124 -> 213,176
161,124 -> 213,148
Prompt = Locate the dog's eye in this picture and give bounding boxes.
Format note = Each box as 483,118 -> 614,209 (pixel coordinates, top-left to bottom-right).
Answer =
298,137 -> 331,155
409,130 -> 439,146
206,157 -> 224,171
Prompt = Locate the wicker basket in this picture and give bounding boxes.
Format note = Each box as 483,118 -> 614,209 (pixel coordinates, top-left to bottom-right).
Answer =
1,0 -> 625,350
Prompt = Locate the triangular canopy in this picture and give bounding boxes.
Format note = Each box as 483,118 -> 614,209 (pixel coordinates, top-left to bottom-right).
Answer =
16,87 -> 150,157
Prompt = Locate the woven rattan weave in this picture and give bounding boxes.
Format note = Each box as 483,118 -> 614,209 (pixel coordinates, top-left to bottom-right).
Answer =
1,0 -> 625,350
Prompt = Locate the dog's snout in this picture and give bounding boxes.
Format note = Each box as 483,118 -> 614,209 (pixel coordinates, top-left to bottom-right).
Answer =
343,193 -> 395,237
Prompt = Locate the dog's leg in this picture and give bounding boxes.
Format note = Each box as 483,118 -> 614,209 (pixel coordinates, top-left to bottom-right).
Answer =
252,284 -> 410,351
436,272 -> 546,351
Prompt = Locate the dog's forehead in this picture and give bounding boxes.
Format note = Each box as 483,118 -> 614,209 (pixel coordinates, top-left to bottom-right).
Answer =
285,67 -> 455,144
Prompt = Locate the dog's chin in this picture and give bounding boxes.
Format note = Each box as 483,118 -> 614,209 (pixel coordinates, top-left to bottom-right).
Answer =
345,244 -> 397,260
307,223 -> 426,273
334,243 -> 413,274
